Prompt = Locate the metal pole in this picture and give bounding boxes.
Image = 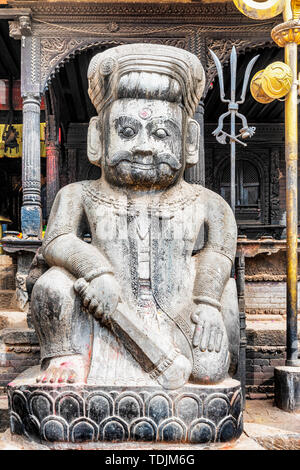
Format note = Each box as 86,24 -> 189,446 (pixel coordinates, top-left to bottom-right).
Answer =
236,252 -> 246,406
230,112 -> 236,213
285,41 -> 299,366
0,224 -> 2,255
230,50 -> 237,214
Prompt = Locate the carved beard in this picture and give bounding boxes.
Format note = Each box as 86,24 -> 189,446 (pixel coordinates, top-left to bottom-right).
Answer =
103,150 -> 183,190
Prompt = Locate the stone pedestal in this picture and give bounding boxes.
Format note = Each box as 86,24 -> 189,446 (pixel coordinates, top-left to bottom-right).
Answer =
8,367 -> 242,446
274,366 -> 300,412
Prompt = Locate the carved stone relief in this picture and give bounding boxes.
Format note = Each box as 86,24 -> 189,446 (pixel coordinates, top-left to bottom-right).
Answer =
8,382 -> 243,444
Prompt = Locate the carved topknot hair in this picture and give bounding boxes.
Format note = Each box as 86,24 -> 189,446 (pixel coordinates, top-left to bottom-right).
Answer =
87,43 -> 205,117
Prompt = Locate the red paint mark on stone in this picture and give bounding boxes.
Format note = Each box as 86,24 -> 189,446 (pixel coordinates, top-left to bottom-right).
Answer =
139,108 -> 152,120
60,361 -> 73,367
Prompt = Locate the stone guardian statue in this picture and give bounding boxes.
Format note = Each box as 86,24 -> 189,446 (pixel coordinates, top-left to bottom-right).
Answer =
8,44 -> 242,446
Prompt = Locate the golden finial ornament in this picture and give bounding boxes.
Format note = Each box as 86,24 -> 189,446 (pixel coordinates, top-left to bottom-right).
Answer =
250,70 -> 275,103
261,61 -> 293,98
250,61 -> 293,102
232,0 -> 285,20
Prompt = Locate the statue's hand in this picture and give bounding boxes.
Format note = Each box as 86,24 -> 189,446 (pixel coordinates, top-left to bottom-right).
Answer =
74,274 -> 120,322
191,305 -> 224,352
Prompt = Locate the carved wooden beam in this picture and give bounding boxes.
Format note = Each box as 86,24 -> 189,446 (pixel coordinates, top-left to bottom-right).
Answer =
0,8 -> 31,19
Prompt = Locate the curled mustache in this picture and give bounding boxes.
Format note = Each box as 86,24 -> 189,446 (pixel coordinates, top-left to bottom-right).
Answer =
107,151 -> 182,171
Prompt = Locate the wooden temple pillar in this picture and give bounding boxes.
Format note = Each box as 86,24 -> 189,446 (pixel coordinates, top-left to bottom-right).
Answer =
45,84 -> 60,219
21,92 -> 42,237
20,34 -> 42,238
45,115 -> 60,219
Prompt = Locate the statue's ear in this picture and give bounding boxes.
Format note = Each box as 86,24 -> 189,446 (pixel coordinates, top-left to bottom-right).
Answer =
87,116 -> 102,167
185,118 -> 200,166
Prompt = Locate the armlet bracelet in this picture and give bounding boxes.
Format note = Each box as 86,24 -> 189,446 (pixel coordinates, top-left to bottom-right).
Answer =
193,295 -> 221,311
84,268 -> 115,283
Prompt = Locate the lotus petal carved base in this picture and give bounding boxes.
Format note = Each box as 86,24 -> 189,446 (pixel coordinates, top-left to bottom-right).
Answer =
8,367 -> 243,445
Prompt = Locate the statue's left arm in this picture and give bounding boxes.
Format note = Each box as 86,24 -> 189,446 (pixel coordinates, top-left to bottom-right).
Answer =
192,191 -> 237,351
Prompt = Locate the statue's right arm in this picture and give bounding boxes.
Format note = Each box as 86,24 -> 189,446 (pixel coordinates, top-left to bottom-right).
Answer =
41,183 -> 113,280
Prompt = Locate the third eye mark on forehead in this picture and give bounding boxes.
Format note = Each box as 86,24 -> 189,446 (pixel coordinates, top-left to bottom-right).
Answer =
114,115 -> 181,134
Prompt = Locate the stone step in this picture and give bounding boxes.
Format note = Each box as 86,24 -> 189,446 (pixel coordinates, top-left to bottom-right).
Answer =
246,316 -> 300,347
0,310 -> 27,330
0,256 -> 16,291
0,291 -> 16,310
0,328 -> 38,345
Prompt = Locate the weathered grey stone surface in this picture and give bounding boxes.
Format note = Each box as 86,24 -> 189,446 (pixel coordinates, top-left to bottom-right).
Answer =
244,423 -> 300,450
8,367 -> 242,444
274,366 -> 300,412
9,44 -> 240,444
0,428 -> 264,450
1,329 -> 38,345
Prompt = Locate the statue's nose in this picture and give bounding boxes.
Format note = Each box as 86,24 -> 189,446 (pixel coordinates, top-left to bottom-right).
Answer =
132,140 -> 153,158
132,129 -> 153,157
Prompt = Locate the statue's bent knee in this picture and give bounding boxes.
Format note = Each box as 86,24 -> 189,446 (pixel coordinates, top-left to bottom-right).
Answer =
31,267 -> 76,318
31,267 -> 92,362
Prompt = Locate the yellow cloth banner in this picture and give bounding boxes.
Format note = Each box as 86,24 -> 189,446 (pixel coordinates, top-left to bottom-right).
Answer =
0,123 -> 46,158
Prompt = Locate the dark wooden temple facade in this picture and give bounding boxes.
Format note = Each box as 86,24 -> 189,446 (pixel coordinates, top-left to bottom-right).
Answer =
0,0 -> 299,397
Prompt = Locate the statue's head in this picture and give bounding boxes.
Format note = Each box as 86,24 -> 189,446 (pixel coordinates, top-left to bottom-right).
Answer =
87,44 -> 205,190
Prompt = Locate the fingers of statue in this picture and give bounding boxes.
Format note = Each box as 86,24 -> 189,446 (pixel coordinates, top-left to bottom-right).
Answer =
94,303 -> 104,320
74,278 -> 89,296
208,325 -> 216,352
88,297 -> 99,313
191,305 -> 225,353
82,294 -> 92,308
215,329 -> 223,353
200,321 -> 211,352
191,311 -> 200,325
192,322 -> 203,347
79,274 -> 120,319
193,321 -> 223,353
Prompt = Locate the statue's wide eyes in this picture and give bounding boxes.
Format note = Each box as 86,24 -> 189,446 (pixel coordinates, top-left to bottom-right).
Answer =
153,128 -> 169,139
120,127 -> 136,138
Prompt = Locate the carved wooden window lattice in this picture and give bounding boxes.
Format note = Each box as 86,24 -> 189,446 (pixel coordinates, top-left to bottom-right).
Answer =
219,159 -> 261,224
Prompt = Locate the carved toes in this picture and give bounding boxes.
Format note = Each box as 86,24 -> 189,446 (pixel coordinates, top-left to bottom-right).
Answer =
36,367 -> 79,384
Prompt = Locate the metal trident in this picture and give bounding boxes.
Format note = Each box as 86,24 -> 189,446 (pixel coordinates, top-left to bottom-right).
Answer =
209,46 -> 259,213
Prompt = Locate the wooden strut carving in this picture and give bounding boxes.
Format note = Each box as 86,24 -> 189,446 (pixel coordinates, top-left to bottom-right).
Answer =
8,0 -> 277,95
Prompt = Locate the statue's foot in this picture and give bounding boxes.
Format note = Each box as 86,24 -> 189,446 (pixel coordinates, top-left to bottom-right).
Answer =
36,354 -> 88,384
